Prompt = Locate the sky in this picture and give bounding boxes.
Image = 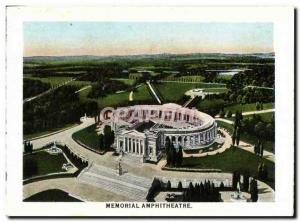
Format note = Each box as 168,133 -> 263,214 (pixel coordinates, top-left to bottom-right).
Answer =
24,22 -> 273,56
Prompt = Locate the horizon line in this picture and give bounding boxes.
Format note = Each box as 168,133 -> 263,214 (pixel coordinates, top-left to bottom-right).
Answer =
23,51 -> 275,58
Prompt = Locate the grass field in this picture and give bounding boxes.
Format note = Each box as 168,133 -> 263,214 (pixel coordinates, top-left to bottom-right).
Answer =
24,189 -> 82,202
216,120 -> 274,153
72,124 -> 100,150
225,102 -> 274,113
155,82 -> 227,102
164,75 -> 205,82
111,78 -> 136,86
23,151 -> 67,179
203,88 -> 229,93
182,148 -> 275,189
79,83 -> 153,108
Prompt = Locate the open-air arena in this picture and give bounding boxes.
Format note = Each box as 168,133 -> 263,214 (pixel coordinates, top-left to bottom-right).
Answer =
108,103 -> 218,162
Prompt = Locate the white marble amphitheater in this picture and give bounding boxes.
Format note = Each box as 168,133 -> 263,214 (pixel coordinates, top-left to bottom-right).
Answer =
110,103 -> 217,163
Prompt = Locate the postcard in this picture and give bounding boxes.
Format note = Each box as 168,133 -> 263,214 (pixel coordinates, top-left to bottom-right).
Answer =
5,6 -> 294,217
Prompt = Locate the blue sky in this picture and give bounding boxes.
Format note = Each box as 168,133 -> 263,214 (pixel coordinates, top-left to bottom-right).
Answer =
24,22 -> 273,56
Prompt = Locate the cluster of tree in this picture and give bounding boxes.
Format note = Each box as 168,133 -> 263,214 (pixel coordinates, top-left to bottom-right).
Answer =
257,162 -> 268,180
23,78 -> 51,99
24,141 -> 33,153
23,85 -> 84,135
225,87 -> 274,105
165,139 -> 183,167
182,181 -> 221,202
227,66 -> 274,91
98,125 -> 115,151
241,114 -> 275,141
88,79 -> 128,98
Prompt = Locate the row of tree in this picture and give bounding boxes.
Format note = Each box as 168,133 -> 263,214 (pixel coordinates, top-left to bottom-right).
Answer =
182,181 -> 221,202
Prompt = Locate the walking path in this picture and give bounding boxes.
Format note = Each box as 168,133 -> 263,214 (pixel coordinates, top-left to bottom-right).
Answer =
158,80 -> 226,86
75,85 -> 91,93
182,128 -> 231,158
216,109 -> 275,118
244,85 -> 274,90
146,80 -> 162,104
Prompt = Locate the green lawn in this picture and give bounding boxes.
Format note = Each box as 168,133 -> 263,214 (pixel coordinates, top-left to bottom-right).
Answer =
79,83 -> 154,108
203,88 -> 229,93
182,148 -> 275,189
111,78 -> 136,86
24,189 -> 82,202
216,120 -> 275,153
155,82 -> 227,102
225,102 -> 274,113
23,151 -> 67,179
72,124 -> 100,150
23,123 -> 78,140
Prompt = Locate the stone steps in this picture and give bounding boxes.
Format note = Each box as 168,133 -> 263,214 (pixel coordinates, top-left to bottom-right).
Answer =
77,164 -> 152,201
89,164 -> 152,188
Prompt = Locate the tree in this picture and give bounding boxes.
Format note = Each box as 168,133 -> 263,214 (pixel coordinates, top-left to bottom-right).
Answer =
178,181 -> 183,190
237,95 -> 243,104
219,181 -> 225,190
260,143 -> 264,157
250,178 -> 258,202
258,162 -> 268,180
172,144 -> 177,167
243,173 -> 250,192
226,110 -> 232,118
236,127 -> 241,146
218,109 -> 225,118
254,122 -> 265,139
232,129 -> 236,146
165,137 -> 171,154
232,171 -> 240,190
255,102 -> 260,110
177,145 -> 183,167
99,134 -> 104,150
166,180 -> 171,190
103,125 -> 114,150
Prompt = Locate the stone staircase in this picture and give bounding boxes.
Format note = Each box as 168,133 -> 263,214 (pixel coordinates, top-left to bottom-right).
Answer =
77,164 -> 152,201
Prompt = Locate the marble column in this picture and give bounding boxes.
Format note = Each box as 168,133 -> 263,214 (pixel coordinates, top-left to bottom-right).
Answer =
136,140 -> 139,155
126,137 -> 129,152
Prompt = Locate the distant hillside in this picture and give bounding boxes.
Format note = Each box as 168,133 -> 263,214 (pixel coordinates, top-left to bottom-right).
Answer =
23,52 -> 275,64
